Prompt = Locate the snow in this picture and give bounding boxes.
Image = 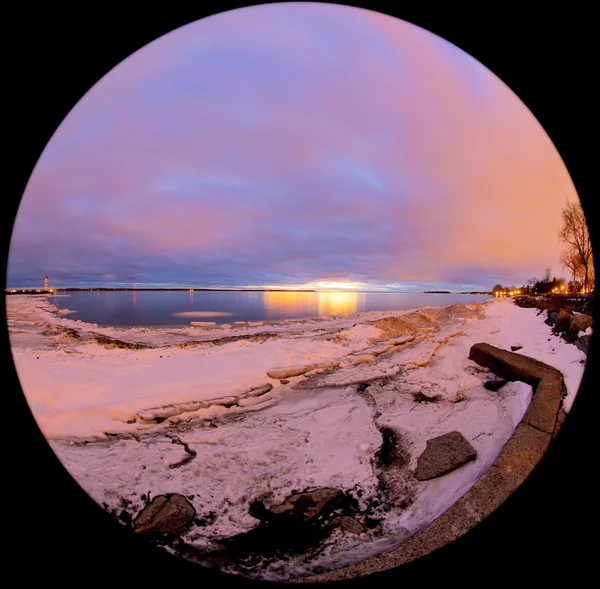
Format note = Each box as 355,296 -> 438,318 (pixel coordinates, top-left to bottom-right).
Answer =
469,300 -> 587,412
6,294 -> 589,581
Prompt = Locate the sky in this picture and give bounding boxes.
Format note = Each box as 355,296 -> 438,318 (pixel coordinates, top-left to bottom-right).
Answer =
7,2 -> 581,291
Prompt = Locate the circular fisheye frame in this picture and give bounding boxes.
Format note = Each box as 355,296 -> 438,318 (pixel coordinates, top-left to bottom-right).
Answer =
6,3 -> 592,583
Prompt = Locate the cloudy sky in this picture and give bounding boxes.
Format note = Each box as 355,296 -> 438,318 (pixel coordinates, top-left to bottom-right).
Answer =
7,2 -> 578,291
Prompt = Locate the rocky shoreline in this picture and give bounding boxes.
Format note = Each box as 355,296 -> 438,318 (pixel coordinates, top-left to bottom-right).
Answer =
513,294 -> 594,355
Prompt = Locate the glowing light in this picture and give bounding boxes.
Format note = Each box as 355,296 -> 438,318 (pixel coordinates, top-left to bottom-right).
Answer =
264,291 -> 315,318
262,291 -> 361,317
318,291 -> 359,316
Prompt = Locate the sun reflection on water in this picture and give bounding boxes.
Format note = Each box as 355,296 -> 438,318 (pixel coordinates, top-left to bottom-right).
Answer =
263,291 -> 317,319
317,291 -> 360,316
263,291 -> 362,319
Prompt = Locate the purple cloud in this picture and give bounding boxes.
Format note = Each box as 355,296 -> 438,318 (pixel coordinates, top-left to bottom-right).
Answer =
7,3 -> 580,290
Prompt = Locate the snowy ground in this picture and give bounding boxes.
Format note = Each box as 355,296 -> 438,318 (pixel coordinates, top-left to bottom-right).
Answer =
7,295 -> 587,581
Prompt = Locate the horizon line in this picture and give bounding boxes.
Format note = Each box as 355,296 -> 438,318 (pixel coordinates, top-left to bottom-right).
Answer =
5,286 -> 494,294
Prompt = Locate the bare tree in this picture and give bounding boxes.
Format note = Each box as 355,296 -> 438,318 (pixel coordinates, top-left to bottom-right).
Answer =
558,200 -> 593,291
560,246 -> 584,285
542,267 -> 552,283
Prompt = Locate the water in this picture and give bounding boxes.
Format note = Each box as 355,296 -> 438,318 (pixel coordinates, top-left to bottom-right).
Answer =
47,290 -> 492,328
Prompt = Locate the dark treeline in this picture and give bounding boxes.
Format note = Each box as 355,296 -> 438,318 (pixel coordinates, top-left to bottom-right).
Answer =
493,268 -> 590,296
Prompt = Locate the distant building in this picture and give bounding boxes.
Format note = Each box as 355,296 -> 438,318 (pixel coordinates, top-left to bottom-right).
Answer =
44,276 -> 49,290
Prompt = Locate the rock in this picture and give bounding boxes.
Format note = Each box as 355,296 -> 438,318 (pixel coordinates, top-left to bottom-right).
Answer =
133,493 -> 196,534
484,378 -> 508,391
575,334 -> 591,355
510,345 -> 523,351
567,313 -> 593,341
415,432 -> 477,481
269,488 -> 343,521
545,309 -> 560,326
332,516 -> 365,535
552,310 -> 573,335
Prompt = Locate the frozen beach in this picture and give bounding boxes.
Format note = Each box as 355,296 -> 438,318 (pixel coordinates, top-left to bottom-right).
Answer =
7,294 -> 587,581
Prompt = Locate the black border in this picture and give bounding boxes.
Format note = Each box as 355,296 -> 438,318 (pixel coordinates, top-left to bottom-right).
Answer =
5,2 -> 595,586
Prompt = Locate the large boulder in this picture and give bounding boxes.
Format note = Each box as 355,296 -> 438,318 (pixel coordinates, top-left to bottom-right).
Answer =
566,313 -> 593,341
133,494 -> 196,534
552,310 -> 573,335
415,431 -> 477,481
545,309 -> 560,326
575,334 -> 592,355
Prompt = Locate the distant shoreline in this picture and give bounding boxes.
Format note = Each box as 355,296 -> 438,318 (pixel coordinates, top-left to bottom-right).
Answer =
5,287 -> 318,294
5,288 -> 493,295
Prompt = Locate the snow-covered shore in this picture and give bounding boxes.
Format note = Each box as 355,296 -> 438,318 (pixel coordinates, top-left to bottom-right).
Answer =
6,295 -> 587,581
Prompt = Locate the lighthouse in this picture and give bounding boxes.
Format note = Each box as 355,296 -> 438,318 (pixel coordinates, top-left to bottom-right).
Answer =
44,276 -> 49,290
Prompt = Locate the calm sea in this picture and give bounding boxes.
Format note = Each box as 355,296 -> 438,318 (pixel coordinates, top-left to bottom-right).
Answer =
47,291 -> 492,328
